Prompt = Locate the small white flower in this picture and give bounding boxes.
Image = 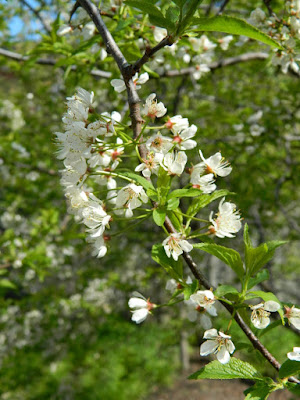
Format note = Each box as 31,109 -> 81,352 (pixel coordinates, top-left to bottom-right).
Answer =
200,329 -> 235,364
190,173 -> 216,194
111,72 -> 149,93
250,301 -> 281,329
82,204 -> 111,238
218,35 -> 233,51
172,125 -> 197,150
165,115 -> 189,134
146,133 -> 173,154
115,183 -> 148,218
163,233 -> 193,261
135,152 -> 163,178
190,290 -> 217,316
285,306 -> 300,330
57,24 -> 73,36
249,8 -> 266,26
153,27 -> 167,42
198,150 -> 232,177
143,93 -> 167,119
162,151 -> 187,176
128,294 -> 155,324
209,197 -> 242,238
287,347 -> 300,361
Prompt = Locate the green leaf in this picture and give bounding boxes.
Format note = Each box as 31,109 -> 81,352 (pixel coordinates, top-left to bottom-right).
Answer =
247,269 -> 270,290
183,279 -> 198,300
0,279 -> 17,290
191,16 -> 282,49
125,0 -> 165,18
146,187 -> 158,201
153,207 -> 166,226
120,171 -> 155,191
244,382 -> 273,400
244,225 -> 287,276
165,5 -> 180,24
167,197 -> 180,210
168,188 -> 202,199
152,244 -> 183,280
246,290 -> 281,305
178,0 -> 203,35
189,358 -> 264,380
125,0 -> 175,30
193,243 -> 244,281
186,189 -> 230,218
157,167 -> 171,205
142,64 -> 160,78
285,382 -> 300,396
166,210 -> 183,231
279,359 -> 300,379
214,284 -> 239,298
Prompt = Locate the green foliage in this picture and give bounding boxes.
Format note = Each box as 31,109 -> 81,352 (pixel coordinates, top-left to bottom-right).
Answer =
278,359 -> 300,379
186,189 -> 230,219
191,16 -> 282,48
193,243 -> 244,281
189,358 -> 264,380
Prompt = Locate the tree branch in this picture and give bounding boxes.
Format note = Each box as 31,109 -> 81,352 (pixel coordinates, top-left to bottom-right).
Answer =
0,48 -> 112,78
20,0 -> 51,34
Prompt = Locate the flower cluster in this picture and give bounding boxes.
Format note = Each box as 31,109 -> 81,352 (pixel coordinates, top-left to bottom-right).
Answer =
249,3 -> 300,74
56,88 -> 150,257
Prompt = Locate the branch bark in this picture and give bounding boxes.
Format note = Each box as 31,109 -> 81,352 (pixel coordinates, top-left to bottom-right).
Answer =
20,0 -> 51,34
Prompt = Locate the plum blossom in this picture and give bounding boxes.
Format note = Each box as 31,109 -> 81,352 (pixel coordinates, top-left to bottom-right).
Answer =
250,301 -> 281,329
111,72 -> 149,93
153,26 -> 167,42
165,115 -> 189,134
163,233 -> 193,261
218,35 -> 233,51
128,294 -> 156,324
172,125 -> 197,150
284,306 -> 300,329
198,150 -> 232,177
287,347 -> 300,361
190,172 -> 216,194
143,93 -> 167,119
82,203 -> 111,238
200,329 -> 235,364
209,197 -> 242,238
146,133 -> 173,154
190,290 -> 217,317
135,152 -> 163,178
162,151 -> 187,176
115,183 -> 148,218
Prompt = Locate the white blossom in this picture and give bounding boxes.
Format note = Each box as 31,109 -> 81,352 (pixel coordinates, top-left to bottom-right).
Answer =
57,24 -> 73,36
287,347 -> 300,361
135,152 -> 163,178
161,151 -> 187,176
200,329 -> 235,364
146,133 -> 173,154
111,72 -> 149,93
163,233 -> 193,261
82,203 -> 111,238
128,294 -> 155,324
153,27 -> 167,42
115,183 -> 148,218
190,172 -> 216,194
218,35 -> 233,51
209,197 -> 242,238
250,301 -> 281,329
197,150 -> 232,177
165,115 -> 189,134
190,290 -> 217,316
285,306 -> 300,329
143,93 -> 167,119
172,124 -> 197,150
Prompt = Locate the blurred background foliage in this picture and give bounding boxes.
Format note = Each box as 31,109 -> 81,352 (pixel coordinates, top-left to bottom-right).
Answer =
0,0 -> 299,398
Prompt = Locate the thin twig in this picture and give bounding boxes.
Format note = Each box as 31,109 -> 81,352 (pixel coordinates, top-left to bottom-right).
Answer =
20,0 -> 51,34
217,0 -> 230,15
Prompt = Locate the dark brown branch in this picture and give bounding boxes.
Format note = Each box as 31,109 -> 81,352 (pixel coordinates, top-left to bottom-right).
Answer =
132,36 -> 174,73
217,0 -> 230,15
263,0 -> 273,16
20,0 -> 51,34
